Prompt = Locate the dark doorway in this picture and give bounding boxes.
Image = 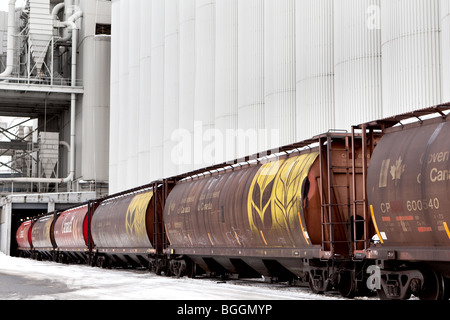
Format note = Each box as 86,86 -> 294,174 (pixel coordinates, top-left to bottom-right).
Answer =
10,209 -> 43,257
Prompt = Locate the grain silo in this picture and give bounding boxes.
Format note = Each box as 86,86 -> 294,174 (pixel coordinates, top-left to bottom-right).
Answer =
108,0 -> 450,193
381,0 -> 441,116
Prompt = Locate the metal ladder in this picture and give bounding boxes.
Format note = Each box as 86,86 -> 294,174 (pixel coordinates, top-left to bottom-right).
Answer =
319,132 -> 357,259
351,125 -> 377,257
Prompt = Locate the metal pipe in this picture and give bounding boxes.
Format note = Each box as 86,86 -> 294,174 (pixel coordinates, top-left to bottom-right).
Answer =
52,2 -> 65,17
0,0 -> 17,78
0,9 -> 83,185
60,10 -> 83,184
64,0 -> 74,19
59,140 -> 71,179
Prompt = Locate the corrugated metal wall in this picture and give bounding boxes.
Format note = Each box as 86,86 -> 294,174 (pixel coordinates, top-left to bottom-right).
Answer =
138,0 -> 153,186
148,0 -> 165,187
110,0 -> 449,193
334,0 -> 382,128
237,0 -> 265,158
381,0 -> 441,116
296,0 -> 335,140
265,0 -> 296,149
215,0 -> 238,164
178,0 -> 196,175
164,0 -> 180,178
441,0 -> 450,103
194,0 -> 216,170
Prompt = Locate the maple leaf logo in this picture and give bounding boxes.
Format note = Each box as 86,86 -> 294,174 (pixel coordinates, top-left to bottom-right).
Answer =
390,157 -> 405,181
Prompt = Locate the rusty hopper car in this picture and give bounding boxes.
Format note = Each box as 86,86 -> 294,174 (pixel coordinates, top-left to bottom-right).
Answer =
90,184 -> 163,269
363,105 -> 450,300
53,203 -> 96,264
16,220 -> 34,257
164,132 -> 373,296
30,213 -> 57,261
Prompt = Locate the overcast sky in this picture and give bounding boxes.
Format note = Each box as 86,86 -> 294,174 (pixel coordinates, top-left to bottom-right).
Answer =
0,1 -> 7,12
0,0 -> 26,13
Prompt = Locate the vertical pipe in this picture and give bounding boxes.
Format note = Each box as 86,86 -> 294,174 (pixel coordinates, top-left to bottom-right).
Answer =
67,13 -> 81,185
64,0 -> 74,19
0,0 -> 16,77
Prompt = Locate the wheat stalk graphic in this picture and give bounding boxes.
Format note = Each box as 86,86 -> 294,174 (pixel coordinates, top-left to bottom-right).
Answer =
248,153 -> 319,246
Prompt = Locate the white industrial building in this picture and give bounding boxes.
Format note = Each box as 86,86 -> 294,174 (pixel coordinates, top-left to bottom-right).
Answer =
109,0 -> 450,194
0,0 -> 110,255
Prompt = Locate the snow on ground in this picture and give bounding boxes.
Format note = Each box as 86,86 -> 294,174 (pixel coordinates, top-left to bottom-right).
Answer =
0,253 -> 344,300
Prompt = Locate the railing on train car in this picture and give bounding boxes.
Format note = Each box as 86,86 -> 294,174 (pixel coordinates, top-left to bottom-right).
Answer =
350,102 -> 450,258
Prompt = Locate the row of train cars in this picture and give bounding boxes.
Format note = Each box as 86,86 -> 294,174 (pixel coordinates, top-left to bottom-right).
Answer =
15,104 -> 450,300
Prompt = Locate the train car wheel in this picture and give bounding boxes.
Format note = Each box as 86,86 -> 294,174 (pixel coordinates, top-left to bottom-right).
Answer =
418,268 -> 446,300
155,259 -> 169,276
444,278 -> 450,300
336,271 -> 356,298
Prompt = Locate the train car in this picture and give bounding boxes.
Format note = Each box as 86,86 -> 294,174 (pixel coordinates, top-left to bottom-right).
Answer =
90,183 -> 163,269
30,213 -> 57,261
53,202 -> 97,264
12,104 -> 450,300
16,220 -> 34,257
361,104 -> 450,300
164,132 -> 373,297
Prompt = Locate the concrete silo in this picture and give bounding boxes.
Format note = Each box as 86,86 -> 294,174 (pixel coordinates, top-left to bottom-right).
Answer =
334,0 -> 382,129
264,0 -> 296,149
149,0 -> 165,183
194,0 -> 216,169
127,0 -> 141,189
137,0 -> 153,186
215,0 -> 238,163
296,0 -> 335,140
163,0 -> 180,178
381,0 -> 441,116
237,0 -> 265,158
178,0 -> 196,175
106,0 -> 450,194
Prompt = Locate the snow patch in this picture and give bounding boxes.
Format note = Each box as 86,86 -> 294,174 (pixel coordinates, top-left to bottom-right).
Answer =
0,253 -> 341,300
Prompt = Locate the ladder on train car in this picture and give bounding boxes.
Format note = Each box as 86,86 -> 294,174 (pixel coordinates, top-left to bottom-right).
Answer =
351,125 -> 378,257
319,132 -> 368,259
